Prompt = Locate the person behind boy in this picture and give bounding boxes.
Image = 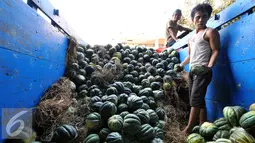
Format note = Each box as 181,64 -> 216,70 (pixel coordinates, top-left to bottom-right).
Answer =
165,9 -> 192,47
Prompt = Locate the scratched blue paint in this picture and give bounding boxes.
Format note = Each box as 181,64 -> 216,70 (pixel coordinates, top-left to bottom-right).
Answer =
0,0 -> 68,62
31,0 -> 80,39
219,13 -> 255,63
207,0 -> 255,28
177,1 -> 255,122
0,0 -> 69,141
228,60 -> 255,107
205,99 -> 229,121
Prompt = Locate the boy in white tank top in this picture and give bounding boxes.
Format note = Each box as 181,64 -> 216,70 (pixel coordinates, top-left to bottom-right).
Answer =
176,3 -> 220,135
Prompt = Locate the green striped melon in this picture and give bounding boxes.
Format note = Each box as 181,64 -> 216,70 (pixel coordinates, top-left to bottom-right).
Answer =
99,101 -> 117,119
239,111 -> 255,131
147,109 -> 159,126
117,103 -> 128,113
123,114 -> 141,135
223,106 -> 246,127
108,115 -> 123,132
215,138 -> 232,143
192,125 -> 200,134
85,112 -> 101,130
155,120 -> 166,129
120,111 -> 129,119
213,118 -> 232,131
155,107 -> 165,120
133,109 -> 150,124
136,124 -> 156,141
229,127 -> 255,143
83,134 -> 100,143
213,130 -> 230,141
151,138 -> 164,143
99,128 -> 111,140
105,132 -> 123,143
186,133 -> 205,143
127,95 -> 143,110
199,122 -> 218,141
249,103 -> 255,111
154,127 -> 164,139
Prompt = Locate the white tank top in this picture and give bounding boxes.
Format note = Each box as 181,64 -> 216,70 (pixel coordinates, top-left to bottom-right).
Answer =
189,28 -> 212,69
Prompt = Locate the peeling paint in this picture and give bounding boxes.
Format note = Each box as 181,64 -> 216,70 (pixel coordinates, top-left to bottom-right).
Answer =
29,83 -> 33,91
13,53 -> 17,58
235,40 -> 240,46
3,0 -> 13,7
2,67 -> 19,78
10,29 -> 16,37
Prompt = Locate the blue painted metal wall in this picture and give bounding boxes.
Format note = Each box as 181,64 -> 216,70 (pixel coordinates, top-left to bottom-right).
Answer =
172,0 -> 255,122
0,0 -> 76,141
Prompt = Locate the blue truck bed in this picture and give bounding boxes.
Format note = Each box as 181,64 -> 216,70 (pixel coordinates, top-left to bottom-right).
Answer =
0,0 -> 254,141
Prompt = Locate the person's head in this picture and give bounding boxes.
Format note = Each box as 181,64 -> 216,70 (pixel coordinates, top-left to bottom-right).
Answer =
191,3 -> 212,29
172,9 -> 182,22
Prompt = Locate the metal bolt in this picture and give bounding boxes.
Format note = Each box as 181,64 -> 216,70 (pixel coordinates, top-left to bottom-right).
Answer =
53,9 -> 59,16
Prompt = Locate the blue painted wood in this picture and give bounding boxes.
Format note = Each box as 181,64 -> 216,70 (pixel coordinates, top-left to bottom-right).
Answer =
228,60 -> 255,108
0,0 -> 68,62
219,12 -> 255,63
0,0 -> 68,141
206,0 -> 255,28
204,59 -> 255,122
171,0 -> 255,50
31,0 -> 75,37
205,99 -> 226,122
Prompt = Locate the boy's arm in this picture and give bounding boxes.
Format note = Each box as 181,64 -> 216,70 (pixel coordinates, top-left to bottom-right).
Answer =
180,40 -> 191,66
207,29 -> 220,68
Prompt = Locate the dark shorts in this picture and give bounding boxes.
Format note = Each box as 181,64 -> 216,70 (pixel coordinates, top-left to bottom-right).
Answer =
188,69 -> 212,108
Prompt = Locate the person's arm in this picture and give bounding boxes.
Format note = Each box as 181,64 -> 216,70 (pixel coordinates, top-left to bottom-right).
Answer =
206,29 -> 220,68
180,40 -> 191,66
179,25 -> 193,32
168,27 -> 178,41
183,27 -> 193,32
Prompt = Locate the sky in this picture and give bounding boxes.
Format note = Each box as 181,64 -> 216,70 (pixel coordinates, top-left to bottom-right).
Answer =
49,0 -> 185,45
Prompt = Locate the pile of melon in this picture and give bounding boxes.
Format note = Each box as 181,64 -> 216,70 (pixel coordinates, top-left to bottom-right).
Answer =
187,104 -> 255,143
47,43 -> 186,143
